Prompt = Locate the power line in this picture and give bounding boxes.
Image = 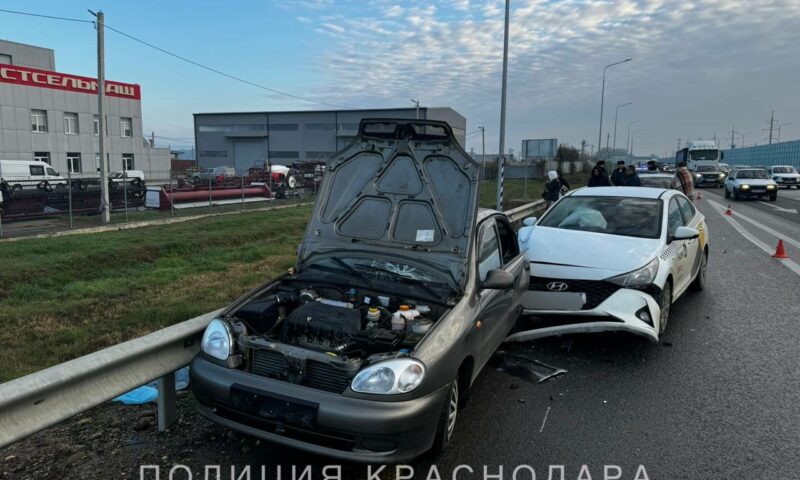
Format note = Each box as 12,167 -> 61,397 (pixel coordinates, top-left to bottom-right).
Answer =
0,8 -> 92,23
102,23 -> 354,109
1,8 -> 354,110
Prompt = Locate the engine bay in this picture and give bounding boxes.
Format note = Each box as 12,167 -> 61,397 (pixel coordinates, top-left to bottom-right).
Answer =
230,281 -> 446,364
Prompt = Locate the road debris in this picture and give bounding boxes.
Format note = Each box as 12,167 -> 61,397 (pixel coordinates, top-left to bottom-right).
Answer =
493,350 -> 566,384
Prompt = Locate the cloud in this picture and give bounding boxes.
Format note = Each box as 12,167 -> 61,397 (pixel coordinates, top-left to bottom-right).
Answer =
283,0 -> 800,155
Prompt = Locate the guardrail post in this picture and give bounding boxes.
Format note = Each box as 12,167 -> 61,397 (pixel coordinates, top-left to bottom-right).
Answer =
156,373 -> 176,431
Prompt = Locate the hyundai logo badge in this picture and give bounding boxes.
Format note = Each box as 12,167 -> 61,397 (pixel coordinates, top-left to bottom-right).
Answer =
546,281 -> 568,292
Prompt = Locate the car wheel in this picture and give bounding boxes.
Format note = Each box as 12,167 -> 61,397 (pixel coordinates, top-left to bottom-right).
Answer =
724,187 -> 730,199
690,249 -> 708,292
431,380 -> 459,455
770,193 -> 777,201
658,281 -> 672,336
732,188 -> 739,201
286,174 -> 297,189
13,184 -> 23,191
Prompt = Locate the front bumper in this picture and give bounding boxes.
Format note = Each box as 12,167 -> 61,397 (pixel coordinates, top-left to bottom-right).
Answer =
738,187 -> 776,197
774,177 -> 800,187
508,288 -> 661,342
695,176 -> 724,187
190,356 -> 448,463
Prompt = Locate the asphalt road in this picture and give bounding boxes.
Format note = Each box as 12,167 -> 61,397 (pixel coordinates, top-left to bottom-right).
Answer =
413,195 -> 800,479
4,194 -> 800,480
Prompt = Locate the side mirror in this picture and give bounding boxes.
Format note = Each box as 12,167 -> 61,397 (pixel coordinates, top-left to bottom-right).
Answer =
670,226 -> 699,242
482,269 -> 515,290
522,216 -> 537,226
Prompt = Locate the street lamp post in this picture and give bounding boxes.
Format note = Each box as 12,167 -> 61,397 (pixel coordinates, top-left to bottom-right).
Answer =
496,0 -> 510,211
597,58 -> 632,161
629,129 -> 642,160
410,98 -> 420,119
612,102 -> 632,161
626,120 -> 641,159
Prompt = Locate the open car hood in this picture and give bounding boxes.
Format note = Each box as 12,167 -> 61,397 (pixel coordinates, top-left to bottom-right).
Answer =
297,119 -> 480,291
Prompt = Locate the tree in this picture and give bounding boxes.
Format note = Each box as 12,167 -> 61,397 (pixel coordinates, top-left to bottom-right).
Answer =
555,144 -> 580,173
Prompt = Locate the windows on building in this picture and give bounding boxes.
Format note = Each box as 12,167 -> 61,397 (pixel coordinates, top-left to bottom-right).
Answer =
122,153 -> 134,171
31,110 -> 48,132
197,124 -> 266,133
67,153 -> 82,173
33,152 -> 50,164
305,123 -> 336,131
0,53 -> 11,64
120,117 -> 133,137
93,115 -> 99,135
64,112 -> 79,134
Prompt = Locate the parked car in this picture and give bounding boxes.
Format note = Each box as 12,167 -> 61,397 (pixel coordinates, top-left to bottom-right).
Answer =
192,166 -> 235,185
718,163 -> 730,175
767,165 -> 800,189
512,186 -> 709,342
110,170 -> 146,183
693,163 -> 725,188
724,168 -> 778,201
0,159 -> 67,190
639,172 -> 675,189
190,120 -> 528,462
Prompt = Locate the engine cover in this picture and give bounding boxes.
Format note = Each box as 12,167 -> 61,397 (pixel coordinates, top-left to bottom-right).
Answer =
281,302 -> 361,350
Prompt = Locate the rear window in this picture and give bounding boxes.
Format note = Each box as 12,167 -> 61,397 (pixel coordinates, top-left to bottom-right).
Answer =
539,196 -> 663,239
773,167 -> 796,174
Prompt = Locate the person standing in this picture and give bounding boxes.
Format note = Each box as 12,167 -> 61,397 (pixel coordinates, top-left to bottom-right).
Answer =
588,167 -> 611,187
622,165 -> 641,186
672,161 -> 694,199
610,161 -> 626,185
557,170 -> 570,193
543,170 -> 562,207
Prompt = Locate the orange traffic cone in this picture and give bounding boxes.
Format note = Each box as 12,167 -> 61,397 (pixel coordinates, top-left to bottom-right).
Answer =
772,240 -> 789,259
724,204 -> 733,216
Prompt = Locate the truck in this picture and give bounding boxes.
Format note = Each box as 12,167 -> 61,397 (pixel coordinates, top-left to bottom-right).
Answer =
675,140 -> 724,171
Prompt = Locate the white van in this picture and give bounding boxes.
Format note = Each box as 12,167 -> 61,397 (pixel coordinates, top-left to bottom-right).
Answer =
0,160 -> 67,190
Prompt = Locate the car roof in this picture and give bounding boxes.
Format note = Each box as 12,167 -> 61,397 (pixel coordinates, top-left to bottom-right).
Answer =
569,186 -> 671,199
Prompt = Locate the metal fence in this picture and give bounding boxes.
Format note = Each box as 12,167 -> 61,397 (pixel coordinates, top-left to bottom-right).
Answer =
0,168 -> 320,239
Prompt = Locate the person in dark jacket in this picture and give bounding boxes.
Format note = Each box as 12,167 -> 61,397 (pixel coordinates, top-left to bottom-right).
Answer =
595,160 -> 609,179
610,160 -> 626,185
543,170 -> 561,207
557,170 -> 570,192
588,167 -> 611,187
622,165 -> 642,186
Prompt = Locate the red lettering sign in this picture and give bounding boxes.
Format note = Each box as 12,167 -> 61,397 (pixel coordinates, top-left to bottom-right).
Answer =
0,63 -> 141,100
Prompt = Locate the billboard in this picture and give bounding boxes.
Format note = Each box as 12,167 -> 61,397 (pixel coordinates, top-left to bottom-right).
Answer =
0,63 -> 141,100
522,138 -> 557,158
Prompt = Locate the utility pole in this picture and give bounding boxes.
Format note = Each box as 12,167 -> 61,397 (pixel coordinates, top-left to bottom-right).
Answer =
410,98 -> 420,120
766,110 -> 776,144
606,132 -> 610,158
597,58 -> 632,162
479,126 -> 485,180
730,125 -> 735,149
90,9 -> 110,224
496,0 -> 510,211
580,140 -> 586,160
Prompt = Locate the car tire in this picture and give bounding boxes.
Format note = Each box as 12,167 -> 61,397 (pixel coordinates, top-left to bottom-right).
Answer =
724,187 -> 730,199
430,380 -> 459,455
690,249 -> 708,292
770,193 -> 777,201
658,281 -> 672,336
732,188 -> 740,201
12,184 -> 22,191
286,174 -> 297,189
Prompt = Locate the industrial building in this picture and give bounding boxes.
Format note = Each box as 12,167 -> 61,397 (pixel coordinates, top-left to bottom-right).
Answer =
194,107 -> 467,171
0,40 -> 170,181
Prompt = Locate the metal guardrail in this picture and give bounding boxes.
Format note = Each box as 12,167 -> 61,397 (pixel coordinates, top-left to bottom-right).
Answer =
0,309 -> 221,448
0,199 -> 545,450
505,199 -> 546,223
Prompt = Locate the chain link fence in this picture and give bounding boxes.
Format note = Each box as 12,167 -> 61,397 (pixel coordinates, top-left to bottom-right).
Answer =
0,166 -> 321,239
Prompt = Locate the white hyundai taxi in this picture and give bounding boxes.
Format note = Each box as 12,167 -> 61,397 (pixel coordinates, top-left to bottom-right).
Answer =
511,187 -> 709,342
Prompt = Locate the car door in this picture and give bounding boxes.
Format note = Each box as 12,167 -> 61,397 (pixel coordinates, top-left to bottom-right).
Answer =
676,195 -> 701,281
475,216 -> 527,367
666,197 -> 692,294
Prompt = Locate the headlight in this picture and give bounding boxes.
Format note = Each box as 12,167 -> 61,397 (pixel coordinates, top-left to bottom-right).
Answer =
719,173 -> 725,178
201,319 -> 233,361
695,173 -> 702,178
608,258 -> 659,287
740,184 -> 750,190
351,358 -> 426,394
767,184 -> 776,190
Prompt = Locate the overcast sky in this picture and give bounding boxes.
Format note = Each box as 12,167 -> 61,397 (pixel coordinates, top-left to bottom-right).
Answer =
3,0 -> 800,157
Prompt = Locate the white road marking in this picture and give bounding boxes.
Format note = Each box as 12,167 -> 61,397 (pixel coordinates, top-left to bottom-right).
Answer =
706,199 -> 800,276
539,406 -> 551,433
707,198 -> 800,250
757,201 -> 798,214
